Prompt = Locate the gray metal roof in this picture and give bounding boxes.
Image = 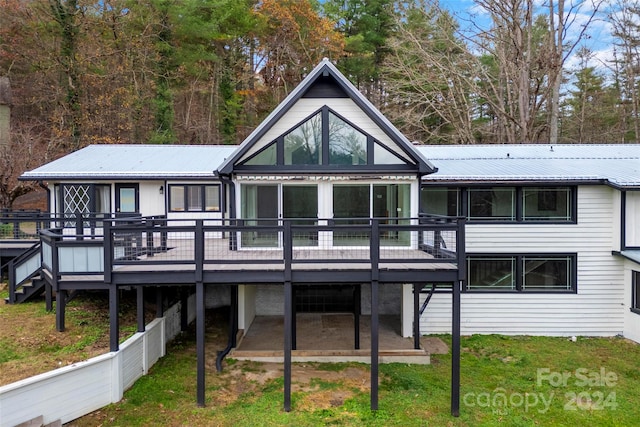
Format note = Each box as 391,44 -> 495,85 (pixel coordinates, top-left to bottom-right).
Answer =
21,144 -> 237,180
417,144 -> 640,188
618,250 -> 640,265
22,143 -> 640,188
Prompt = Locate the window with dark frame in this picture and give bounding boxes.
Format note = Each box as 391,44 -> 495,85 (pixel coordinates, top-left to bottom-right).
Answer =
169,185 -> 220,212
420,185 -> 575,223
239,106 -> 409,168
466,254 -> 576,292
632,271 -> 640,314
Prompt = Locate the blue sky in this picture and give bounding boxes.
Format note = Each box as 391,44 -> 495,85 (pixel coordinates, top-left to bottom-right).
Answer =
438,0 -> 616,74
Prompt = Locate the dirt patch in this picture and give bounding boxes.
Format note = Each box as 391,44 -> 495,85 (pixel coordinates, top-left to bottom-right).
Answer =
421,336 -> 449,355
209,360 -> 371,410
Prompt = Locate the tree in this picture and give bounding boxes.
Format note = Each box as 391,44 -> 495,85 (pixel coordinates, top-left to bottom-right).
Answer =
323,0 -> 394,105
609,0 -> 640,143
254,0 -> 345,103
564,48 -> 618,142
382,3 -> 478,144
547,0 -> 602,144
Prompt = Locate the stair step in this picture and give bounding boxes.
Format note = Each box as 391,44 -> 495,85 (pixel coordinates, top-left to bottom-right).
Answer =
44,420 -> 62,427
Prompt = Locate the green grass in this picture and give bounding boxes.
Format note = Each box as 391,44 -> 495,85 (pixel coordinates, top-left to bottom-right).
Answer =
71,333 -> 640,427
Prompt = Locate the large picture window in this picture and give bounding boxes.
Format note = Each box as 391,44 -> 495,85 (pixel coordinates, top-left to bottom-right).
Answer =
466,254 -> 576,292
169,185 -> 220,212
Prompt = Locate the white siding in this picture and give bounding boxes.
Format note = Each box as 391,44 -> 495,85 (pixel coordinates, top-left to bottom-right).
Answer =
623,261 -> 640,343
139,181 -> 165,217
417,185 -> 626,336
240,98 -> 412,163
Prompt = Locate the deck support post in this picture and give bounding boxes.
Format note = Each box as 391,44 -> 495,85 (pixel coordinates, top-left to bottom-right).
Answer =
354,284 -> 360,350
283,280 -> 292,412
137,286 -> 145,333
370,279 -> 379,411
196,281 -> 205,407
156,287 -> 163,318
180,287 -> 189,331
413,283 -> 423,350
283,219 -> 293,412
452,218 -> 465,417
291,285 -> 296,350
55,289 -> 67,332
45,282 -> 53,312
451,279 -> 461,417
109,285 -> 120,352
370,219 -> 380,411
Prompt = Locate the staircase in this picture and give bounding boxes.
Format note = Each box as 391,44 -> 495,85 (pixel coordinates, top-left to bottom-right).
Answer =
5,242 -> 45,304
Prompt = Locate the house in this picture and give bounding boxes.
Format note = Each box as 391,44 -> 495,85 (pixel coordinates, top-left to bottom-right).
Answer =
14,59 -> 466,413
414,144 -> 640,343
8,58 -> 640,412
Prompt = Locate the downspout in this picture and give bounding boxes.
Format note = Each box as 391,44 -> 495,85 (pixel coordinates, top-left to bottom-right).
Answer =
38,181 -> 51,213
214,171 -> 237,371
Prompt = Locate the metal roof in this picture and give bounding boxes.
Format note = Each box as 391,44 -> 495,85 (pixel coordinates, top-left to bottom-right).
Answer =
21,144 -> 237,180
617,250 -> 640,265
22,143 -> 640,188
417,144 -> 640,188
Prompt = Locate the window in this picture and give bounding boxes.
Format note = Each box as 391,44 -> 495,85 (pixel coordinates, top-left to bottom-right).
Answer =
239,107 -> 412,168
468,187 -> 515,220
284,112 -> 322,165
420,185 -> 575,223
523,187 -> 571,221
169,185 -> 220,212
421,187 -> 459,216
632,271 -> 640,314
466,254 -> 576,292
56,184 -> 111,227
328,112 -> 367,165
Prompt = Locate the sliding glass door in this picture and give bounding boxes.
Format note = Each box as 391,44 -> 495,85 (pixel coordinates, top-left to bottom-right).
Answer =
283,185 -> 318,246
241,184 -> 278,247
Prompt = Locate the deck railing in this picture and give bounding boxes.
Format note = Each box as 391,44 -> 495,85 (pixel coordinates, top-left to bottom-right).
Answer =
36,215 -> 465,284
0,209 -> 46,240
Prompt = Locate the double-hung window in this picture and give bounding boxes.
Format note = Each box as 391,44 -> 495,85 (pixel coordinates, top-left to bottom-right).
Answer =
169,185 -> 220,212
466,254 -> 576,292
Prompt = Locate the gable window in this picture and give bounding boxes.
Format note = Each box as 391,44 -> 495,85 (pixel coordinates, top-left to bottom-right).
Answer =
466,254 -> 576,292
632,271 -> 640,314
284,112 -> 322,165
239,106 -> 410,169
169,185 -> 220,212
328,112 -> 367,165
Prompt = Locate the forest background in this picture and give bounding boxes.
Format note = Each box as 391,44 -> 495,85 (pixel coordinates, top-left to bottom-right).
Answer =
0,0 -> 637,208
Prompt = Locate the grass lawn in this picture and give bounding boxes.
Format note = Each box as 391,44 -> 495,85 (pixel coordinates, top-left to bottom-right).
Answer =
2,281 -> 637,426
69,324 -> 640,426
